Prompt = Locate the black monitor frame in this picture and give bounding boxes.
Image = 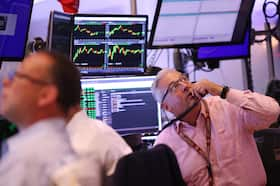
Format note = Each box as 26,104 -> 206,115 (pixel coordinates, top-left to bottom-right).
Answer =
80,75 -> 162,135
47,12 -> 149,77
0,0 -> 34,61
196,21 -> 251,62
149,0 -> 255,49
47,10 -> 73,58
72,14 -> 148,76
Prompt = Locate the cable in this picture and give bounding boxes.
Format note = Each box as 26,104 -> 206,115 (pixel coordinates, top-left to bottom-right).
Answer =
160,100 -> 201,132
167,48 -> 171,68
147,49 -> 159,66
153,49 -> 163,66
200,66 -> 215,72
147,49 -> 163,67
254,36 -> 268,43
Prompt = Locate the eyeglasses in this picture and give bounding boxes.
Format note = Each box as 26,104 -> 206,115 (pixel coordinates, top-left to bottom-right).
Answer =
161,75 -> 189,103
8,71 -> 51,85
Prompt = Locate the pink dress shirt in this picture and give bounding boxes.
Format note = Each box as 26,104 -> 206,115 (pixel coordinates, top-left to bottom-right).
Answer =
155,89 -> 280,186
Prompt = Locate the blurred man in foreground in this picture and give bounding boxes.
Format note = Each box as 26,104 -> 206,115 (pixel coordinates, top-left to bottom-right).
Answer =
58,100 -> 132,185
0,51 -> 81,186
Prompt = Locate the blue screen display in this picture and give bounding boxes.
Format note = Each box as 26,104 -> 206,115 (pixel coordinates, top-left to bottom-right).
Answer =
0,0 -> 33,61
197,30 -> 250,61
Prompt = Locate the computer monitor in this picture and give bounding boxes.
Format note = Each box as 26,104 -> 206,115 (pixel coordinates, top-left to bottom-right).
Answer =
47,11 -> 72,58
0,116 -> 18,143
80,76 -> 162,135
197,27 -> 251,61
73,14 -> 148,76
149,0 -> 254,48
0,0 -> 33,61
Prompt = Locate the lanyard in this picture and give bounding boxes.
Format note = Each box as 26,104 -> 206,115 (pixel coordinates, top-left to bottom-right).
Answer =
176,99 -> 213,186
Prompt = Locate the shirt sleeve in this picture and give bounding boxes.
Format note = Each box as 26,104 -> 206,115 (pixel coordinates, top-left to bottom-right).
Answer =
226,88 -> 280,131
0,159 -> 25,186
52,158 -> 101,186
92,120 -> 132,177
103,137 -> 132,176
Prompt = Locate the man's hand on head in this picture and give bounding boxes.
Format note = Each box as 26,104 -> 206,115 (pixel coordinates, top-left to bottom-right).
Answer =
191,79 -> 223,98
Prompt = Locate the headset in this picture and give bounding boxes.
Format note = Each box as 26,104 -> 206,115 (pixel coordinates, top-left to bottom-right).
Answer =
161,100 -> 201,131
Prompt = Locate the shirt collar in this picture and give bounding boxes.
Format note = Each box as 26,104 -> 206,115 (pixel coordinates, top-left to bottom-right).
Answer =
199,100 -> 208,119
175,100 -> 208,128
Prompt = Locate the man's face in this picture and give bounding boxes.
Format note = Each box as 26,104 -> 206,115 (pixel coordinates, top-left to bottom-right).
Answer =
0,53 -> 52,125
159,71 -> 196,117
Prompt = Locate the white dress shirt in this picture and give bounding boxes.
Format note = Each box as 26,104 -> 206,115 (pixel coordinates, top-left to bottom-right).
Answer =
0,118 -> 76,186
54,110 -> 132,186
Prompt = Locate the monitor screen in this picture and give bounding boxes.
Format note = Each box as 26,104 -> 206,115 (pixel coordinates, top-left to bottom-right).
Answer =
197,27 -> 250,61
0,0 -> 33,61
149,0 -> 254,48
80,76 -> 162,135
47,11 -> 72,58
73,14 -> 148,76
0,116 -> 18,143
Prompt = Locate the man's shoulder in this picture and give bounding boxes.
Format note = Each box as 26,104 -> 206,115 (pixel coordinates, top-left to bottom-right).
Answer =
2,124 -> 73,172
67,111 -> 131,154
68,111 -> 116,137
155,124 -> 178,145
204,96 -> 230,109
8,120 -> 68,150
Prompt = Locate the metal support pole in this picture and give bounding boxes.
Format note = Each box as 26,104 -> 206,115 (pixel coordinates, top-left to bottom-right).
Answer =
243,58 -> 254,91
264,27 -> 276,80
254,23 -> 276,81
130,0 -> 137,15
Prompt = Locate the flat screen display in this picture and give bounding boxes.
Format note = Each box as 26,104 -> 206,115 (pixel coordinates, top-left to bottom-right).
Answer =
73,14 -> 148,76
0,0 -> 33,61
47,11 -> 72,58
197,28 -> 250,61
149,0 -> 254,48
80,76 -> 162,135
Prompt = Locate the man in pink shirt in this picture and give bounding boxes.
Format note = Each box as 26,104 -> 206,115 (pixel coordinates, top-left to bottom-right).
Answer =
151,68 -> 280,186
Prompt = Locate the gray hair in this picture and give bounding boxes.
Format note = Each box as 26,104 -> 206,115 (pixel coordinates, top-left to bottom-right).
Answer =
151,68 -> 181,103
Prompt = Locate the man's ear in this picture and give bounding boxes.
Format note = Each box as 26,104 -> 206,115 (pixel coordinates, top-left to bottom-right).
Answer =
161,102 -> 170,112
38,85 -> 58,107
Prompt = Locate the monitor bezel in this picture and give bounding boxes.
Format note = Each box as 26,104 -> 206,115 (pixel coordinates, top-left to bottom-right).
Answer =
0,0 -> 34,61
72,14 -> 148,77
80,75 -> 162,135
47,10 -> 73,56
148,0 -> 255,49
196,21 -> 251,62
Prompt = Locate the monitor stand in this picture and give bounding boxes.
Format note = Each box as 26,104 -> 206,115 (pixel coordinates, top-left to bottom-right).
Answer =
173,47 -> 198,77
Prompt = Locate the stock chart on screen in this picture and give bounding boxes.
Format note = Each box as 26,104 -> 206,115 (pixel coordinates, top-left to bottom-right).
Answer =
72,15 -> 148,76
